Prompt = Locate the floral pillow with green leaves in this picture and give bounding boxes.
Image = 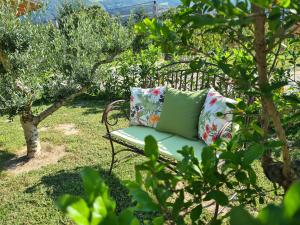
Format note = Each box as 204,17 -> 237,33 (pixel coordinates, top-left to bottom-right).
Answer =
198,88 -> 236,145
130,87 -> 165,128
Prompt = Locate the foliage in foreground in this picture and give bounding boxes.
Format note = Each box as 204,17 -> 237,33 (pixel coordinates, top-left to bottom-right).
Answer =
58,136 -> 300,225
136,0 -> 300,190
58,168 -> 139,225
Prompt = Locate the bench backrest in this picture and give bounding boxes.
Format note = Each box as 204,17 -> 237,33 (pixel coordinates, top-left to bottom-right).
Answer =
104,66 -> 246,101
140,70 -> 237,99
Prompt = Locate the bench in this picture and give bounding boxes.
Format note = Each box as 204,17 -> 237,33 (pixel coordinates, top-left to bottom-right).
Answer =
101,71 -> 237,173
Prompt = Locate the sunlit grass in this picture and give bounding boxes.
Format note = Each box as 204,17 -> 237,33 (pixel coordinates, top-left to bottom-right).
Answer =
0,98 -> 143,224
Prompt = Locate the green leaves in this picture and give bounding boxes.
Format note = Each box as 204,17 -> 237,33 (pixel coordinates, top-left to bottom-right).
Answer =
66,198 -> 90,225
258,205 -> 283,225
91,197 -> 108,225
284,181 -> 300,218
229,181 -> 300,225
190,204 -> 203,221
152,216 -> 165,225
235,171 -> 248,183
201,146 -> 216,169
57,168 -> 139,225
205,190 -> 229,206
135,17 -> 177,53
276,0 -> 291,8
189,59 -> 205,71
57,195 -> 90,225
144,135 -> 159,162
251,0 -> 292,8
243,143 -> 265,165
80,168 -> 107,205
230,207 -> 260,225
57,136 -> 300,225
125,182 -> 160,212
118,209 -> 140,225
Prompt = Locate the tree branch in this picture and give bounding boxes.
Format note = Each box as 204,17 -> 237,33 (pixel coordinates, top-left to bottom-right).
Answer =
90,54 -> 118,76
252,3 -> 292,189
35,55 -> 117,124
15,80 -> 31,95
0,49 -> 12,72
267,41 -> 282,78
34,86 -> 88,124
267,25 -> 300,53
225,26 -> 255,58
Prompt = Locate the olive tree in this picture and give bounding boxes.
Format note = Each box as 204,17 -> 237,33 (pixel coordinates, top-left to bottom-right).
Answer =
0,6 -> 130,158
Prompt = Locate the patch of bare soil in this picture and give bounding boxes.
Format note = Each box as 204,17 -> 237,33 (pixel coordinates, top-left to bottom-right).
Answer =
54,123 -> 80,136
3,142 -> 66,174
39,126 -> 50,132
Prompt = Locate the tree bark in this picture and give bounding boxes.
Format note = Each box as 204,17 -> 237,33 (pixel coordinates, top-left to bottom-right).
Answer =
252,4 -> 292,189
20,115 -> 41,158
0,49 -> 12,72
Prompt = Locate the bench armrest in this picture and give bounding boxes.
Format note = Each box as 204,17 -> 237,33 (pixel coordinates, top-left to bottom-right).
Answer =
102,100 -> 129,133
101,100 -> 129,135
217,122 -> 238,139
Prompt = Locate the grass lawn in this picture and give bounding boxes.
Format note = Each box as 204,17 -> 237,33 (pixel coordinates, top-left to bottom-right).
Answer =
0,99 -> 143,224
0,98 -> 279,224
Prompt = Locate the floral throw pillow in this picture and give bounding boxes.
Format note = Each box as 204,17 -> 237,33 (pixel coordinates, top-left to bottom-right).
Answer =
198,88 -> 236,145
130,87 -> 165,128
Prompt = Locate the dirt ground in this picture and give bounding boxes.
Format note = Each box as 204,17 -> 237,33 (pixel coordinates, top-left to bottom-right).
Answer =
3,142 -> 66,174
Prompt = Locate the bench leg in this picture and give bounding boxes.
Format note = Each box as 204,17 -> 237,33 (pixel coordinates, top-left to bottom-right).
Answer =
108,136 -> 116,175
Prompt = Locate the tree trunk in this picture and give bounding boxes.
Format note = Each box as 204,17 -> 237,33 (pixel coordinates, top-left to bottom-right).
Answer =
0,49 -> 12,72
16,58 -> 114,159
20,116 -> 41,158
252,4 -> 292,189
18,87 -> 87,159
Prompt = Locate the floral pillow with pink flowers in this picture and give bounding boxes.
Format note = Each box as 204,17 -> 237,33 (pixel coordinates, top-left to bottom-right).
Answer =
198,88 -> 236,145
130,87 -> 165,128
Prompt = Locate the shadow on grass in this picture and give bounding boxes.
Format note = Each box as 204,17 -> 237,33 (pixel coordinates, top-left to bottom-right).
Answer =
24,166 -> 157,222
24,166 -> 132,213
67,98 -> 107,116
0,149 -> 17,172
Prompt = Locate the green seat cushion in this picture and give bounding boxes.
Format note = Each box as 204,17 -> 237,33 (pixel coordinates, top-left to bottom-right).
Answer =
156,88 -> 208,140
110,126 -> 206,162
158,135 -> 206,161
110,126 -> 173,148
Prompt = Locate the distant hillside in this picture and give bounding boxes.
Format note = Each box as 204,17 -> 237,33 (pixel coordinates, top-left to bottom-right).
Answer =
102,0 -> 181,9
102,0 -> 181,17
23,0 -> 181,23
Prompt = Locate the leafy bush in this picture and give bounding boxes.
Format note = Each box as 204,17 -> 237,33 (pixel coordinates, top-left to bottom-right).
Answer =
230,181 -> 300,225
100,46 -> 162,100
58,136 -> 300,225
57,168 -> 139,225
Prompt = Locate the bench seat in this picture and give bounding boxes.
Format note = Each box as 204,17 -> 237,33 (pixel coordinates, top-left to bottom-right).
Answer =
111,126 -> 206,161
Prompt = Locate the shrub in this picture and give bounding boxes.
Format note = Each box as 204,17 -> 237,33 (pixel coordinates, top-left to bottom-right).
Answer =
58,136 -> 300,225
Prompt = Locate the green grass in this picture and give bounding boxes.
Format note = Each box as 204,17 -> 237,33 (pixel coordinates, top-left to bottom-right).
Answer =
0,99 -> 279,224
0,99 -> 144,224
